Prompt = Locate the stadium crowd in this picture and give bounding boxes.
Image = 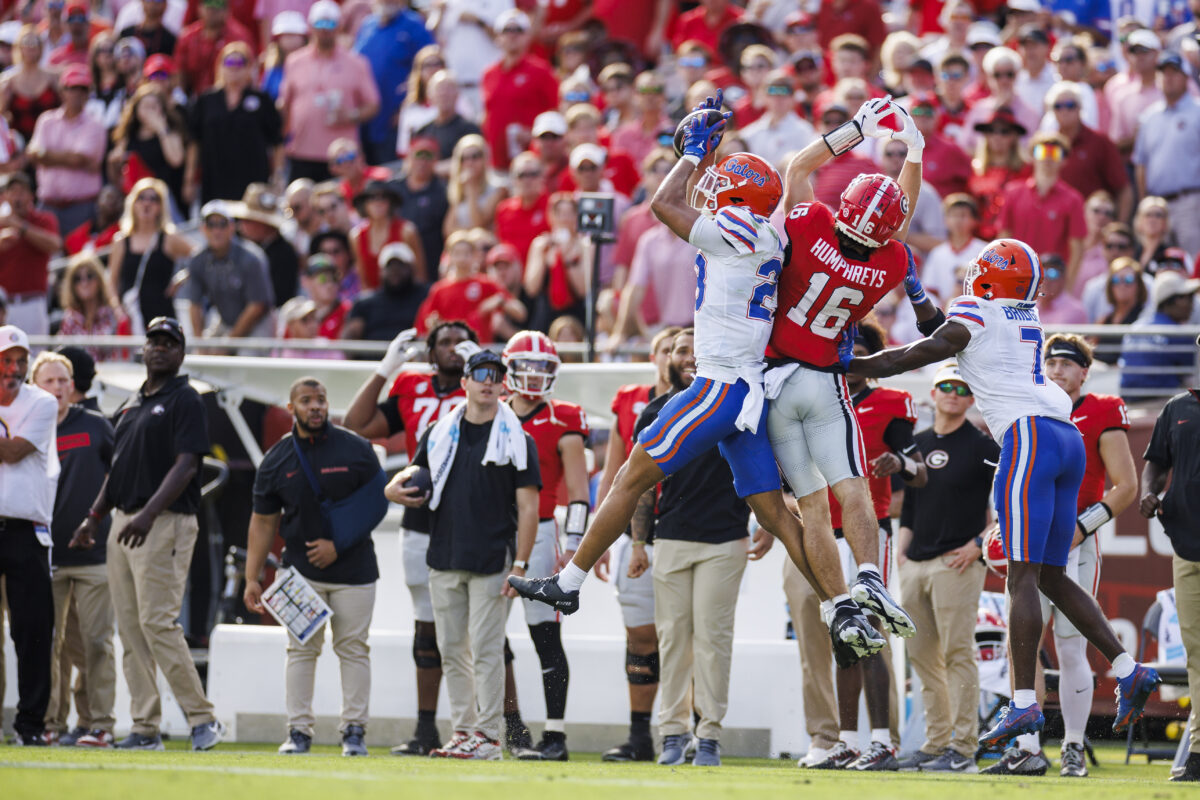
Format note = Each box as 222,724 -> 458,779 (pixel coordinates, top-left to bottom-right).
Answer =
1,0 -> 1200,784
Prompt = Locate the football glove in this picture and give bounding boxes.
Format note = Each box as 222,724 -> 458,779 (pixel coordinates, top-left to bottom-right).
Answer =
837,323 -> 858,372
681,106 -> 730,161
901,242 -> 928,304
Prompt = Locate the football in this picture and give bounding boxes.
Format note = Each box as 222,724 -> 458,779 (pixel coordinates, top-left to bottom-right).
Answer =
673,107 -> 726,158
404,466 -> 433,501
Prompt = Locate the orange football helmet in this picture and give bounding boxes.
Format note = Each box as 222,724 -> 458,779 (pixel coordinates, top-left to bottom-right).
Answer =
964,238 -> 1043,305
502,330 -> 561,398
835,173 -> 909,248
690,152 -> 783,218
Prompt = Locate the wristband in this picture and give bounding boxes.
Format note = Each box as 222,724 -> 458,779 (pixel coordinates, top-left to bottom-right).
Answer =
512,559 -> 529,571
680,153 -> 701,167
631,540 -> 646,548
974,535 -> 983,549
87,509 -> 103,521
823,120 -> 864,157
565,500 -> 589,540
898,454 -> 918,481
916,308 -> 946,338
905,146 -> 923,164
1077,501 -> 1112,537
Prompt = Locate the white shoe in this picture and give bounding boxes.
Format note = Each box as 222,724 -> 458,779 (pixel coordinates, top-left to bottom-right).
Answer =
431,731 -> 472,758
452,731 -> 502,761
798,747 -> 831,768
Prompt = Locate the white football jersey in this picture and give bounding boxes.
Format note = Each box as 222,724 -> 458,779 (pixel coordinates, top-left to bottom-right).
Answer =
686,206 -> 784,384
946,295 -> 1073,440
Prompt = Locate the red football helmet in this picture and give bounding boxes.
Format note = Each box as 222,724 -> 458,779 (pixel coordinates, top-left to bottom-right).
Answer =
964,238 -> 1043,305
502,330 -> 561,398
983,526 -> 1008,578
835,173 -> 908,248
690,152 -> 783,217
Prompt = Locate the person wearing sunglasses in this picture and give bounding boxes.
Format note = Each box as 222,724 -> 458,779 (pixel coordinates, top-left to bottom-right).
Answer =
1035,253 -> 1088,325
479,8 -> 558,171
1106,29 -> 1162,154
960,47 -> 1039,153
612,70 -> 672,170
1045,82 -> 1131,221
173,0 -> 253,96
997,132 -> 1086,286
892,362 -> 999,773
740,70 -> 817,170
494,150 -> 551,264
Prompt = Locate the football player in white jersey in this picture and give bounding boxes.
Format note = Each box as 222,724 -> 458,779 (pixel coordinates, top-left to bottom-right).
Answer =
511,91 -> 885,666
845,238 -> 1160,755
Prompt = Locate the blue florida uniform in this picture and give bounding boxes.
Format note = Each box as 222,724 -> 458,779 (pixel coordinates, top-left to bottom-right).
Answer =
637,207 -> 783,498
947,295 -> 1083,566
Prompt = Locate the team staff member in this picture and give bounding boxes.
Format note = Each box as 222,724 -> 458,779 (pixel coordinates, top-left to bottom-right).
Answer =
388,346 -> 540,761
33,353 -> 117,749
1033,334 -> 1138,778
0,324 -> 59,746
787,320 -> 925,771
894,363 -> 999,773
597,326 -> 678,764
245,377 -> 384,758
72,317 -> 224,752
1141,333 -> 1200,783
503,331 -> 589,762
630,329 -> 773,768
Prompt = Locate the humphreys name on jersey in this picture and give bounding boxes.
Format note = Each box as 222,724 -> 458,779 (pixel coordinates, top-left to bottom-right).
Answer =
809,238 -> 887,289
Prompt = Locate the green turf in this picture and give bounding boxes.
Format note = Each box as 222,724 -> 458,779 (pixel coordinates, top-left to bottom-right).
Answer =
0,741 -> 1191,799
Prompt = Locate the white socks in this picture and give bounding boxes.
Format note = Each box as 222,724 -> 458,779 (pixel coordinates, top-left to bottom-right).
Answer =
871,729 -> 891,749
1112,652 -> 1135,679
1012,689 -> 1037,709
1016,732 -> 1040,752
858,563 -> 880,579
557,561 -> 587,592
840,730 -> 856,747
1055,633 -> 1091,747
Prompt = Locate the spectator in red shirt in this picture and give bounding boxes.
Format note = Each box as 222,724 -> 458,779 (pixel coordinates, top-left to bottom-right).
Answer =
531,111 -> 570,193
669,0 -> 742,55
1046,81 -> 1132,220
303,253 -> 351,340
47,2 -> 92,68
817,0 -> 886,59
416,229 -> 521,341
0,172 -> 63,335
998,131 -> 1087,285
730,44 -> 777,128
611,71 -> 671,169
910,93 -> 972,199
968,106 -> 1030,240
480,9 -> 559,171
494,151 -> 549,263
174,0 -> 253,95
591,0 -> 674,61
327,137 -> 390,209
812,103 -> 879,208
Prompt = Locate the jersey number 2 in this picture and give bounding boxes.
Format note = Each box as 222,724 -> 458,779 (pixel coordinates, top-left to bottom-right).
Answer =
747,258 -> 782,321
786,271 -> 866,339
1019,327 -> 1046,386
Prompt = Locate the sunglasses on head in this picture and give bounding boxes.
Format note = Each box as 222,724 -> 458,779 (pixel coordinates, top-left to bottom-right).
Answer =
469,365 -> 505,383
1110,273 -> 1138,285
937,381 -> 972,396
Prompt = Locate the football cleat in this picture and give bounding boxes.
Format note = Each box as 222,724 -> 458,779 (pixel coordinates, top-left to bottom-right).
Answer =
515,733 -> 568,761
507,574 -> 580,614
829,604 -> 886,667
979,702 -> 1044,749
980,746 -> 1049,776
1113,663 -> 1161,734
602,736 -> 655,762
850,570 -> 916,638
917,748 -> 977,773
390,734 -> 440,756
1059,742 -> 1087,777
848,740 -> 899,771
810,740 -> 860,770
431,730 -> 472,758
452,732 -> 502,761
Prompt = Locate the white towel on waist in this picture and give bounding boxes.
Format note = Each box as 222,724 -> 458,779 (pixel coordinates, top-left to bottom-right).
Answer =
764,362 -> 800,400
734,365 -> 768,434
426,402 -> 528,510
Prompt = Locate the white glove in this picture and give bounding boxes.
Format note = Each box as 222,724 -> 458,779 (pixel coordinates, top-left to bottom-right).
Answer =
375,328 -> 418,378
888,104 -> 925,162
853,95 -> 896,139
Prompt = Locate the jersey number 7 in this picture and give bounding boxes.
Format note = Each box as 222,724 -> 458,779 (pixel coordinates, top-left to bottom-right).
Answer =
786,271 -> 866,339
1019,326 -> 1046,386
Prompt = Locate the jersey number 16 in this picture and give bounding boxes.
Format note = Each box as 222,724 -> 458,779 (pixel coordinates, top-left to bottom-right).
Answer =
786,272 -> 866,339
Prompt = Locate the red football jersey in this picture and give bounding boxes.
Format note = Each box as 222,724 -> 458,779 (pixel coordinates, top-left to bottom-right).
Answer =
1071,392 -> 1130,511
610,384 -> 654,456
828,386 -> 918,529
516,399 -> 590,519
769,202 -> 909,368
386,372 -> 467,459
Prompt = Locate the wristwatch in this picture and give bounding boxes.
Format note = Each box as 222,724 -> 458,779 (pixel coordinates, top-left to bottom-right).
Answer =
512,559 -> 529,571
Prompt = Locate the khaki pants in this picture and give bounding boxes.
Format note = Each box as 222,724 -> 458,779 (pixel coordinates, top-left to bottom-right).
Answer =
429,568 -> 508,741
1172,556 -> 1200,755
654,538 -> 746,741
108,510 -> 215,735
899,555 -> 985,757
782,556 -> 900,748
48,564 -> 116,732
285,579 -> 375,736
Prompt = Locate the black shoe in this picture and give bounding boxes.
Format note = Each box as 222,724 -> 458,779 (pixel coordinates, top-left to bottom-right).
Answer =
507,574 -> 580,614
829,605 -> 886,668
602,736 -> 655,762
12,730 -> 48,747
980,747 -> 1049,775
506,722 -> 534,754
515,733 -> 568,761
390,734 -> 440,756
1172,753 -> 1200,782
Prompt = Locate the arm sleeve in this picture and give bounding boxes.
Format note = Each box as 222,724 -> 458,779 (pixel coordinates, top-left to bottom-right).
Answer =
172,389 -> 211,457
882,418 -> 918,456
916,307 -> 947,337
1143,403 -> 1174,466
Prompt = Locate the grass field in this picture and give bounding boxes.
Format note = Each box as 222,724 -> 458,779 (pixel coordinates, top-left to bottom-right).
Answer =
0,741 -> 1191,799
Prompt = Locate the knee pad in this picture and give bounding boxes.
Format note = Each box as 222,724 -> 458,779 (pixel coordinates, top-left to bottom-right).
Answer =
412,633 -> 441,670
626,650 -> 659,685
504,637 -> 514,665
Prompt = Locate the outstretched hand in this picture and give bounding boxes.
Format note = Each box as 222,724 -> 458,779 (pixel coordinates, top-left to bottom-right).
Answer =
854,95 -> 897,139
901,243 -> 928,304
837,323 -> 858,372
694,87 -> 724,113
682,105 -> 731,161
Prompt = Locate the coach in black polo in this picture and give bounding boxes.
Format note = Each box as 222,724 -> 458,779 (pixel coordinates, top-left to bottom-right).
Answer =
245,376 -> 382,757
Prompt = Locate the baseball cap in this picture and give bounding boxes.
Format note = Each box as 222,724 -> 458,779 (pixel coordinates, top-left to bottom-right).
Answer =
306,253 -> 337,274
967,21 -> 1002,48
0,21 -> 21,46
569,142 -> 607,169
974,106 -> 1028,135
0,324 -> 30,354
1158,51 -> 1185,71
308,0 -> 340,29
1017,24 -> 1050,44
145,316 -> 186,345
532,111 -> 567,138
60,64 -> 90,88
784,10 -> 815,31
905,57 -> 934,73
65,1 -> 88,18
409,136 -> 440,157
379,241 -> 415,266
486,242 -> 521,266
494,8 -> 531,33
1126,29 -> 1161,51
143,53 -> 176,78
466,348 -> 505,373
932,361 -> 967,386
791,49 -> 822,68
200,199 -> 234,220
1152,270 -> 1200,307
271,10 -> 307,37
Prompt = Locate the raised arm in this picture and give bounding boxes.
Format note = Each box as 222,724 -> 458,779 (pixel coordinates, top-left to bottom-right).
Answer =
849,319 -> 971,379
650,98 -> 728,240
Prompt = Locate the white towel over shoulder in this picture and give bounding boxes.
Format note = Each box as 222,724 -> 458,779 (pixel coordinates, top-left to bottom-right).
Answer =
426,402 -> 528,510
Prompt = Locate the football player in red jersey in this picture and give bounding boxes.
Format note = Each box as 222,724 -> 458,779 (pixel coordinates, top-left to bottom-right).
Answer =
767,97 -> 942,641
343,321 -> 535,756
595,326 -> 679,762
1016,333 -> 1136,778
787,319 -> 928,771
502,330 -> 591,762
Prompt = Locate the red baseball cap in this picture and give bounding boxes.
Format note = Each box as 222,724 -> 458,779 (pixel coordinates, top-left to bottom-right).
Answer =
143,53 -> 176,78
784,10 -> 815,30
60,64 -> 90,88
486,243 -> 521,266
